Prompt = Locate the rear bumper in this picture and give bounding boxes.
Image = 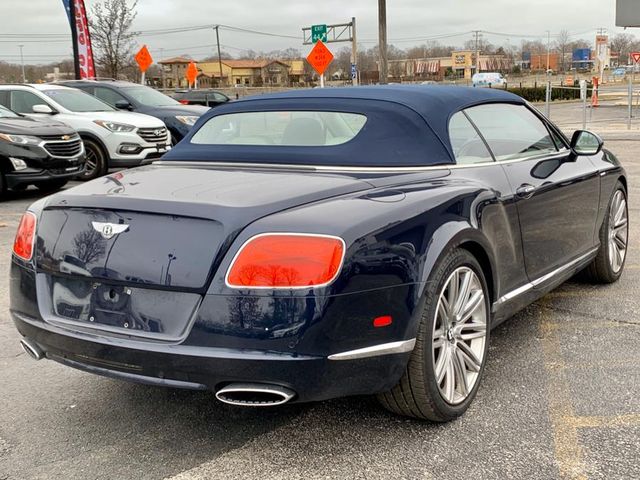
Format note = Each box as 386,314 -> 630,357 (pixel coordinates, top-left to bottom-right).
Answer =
12,312 -> 411,402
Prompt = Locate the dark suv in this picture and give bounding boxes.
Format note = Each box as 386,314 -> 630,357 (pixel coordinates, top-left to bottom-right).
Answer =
173,89 -> 231,108
0,104 -> 84,195
60,80 -> 209,144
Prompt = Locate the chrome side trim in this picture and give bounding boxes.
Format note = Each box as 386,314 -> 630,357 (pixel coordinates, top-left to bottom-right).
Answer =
496,247 -> 598,306
154,152 -> 570,174
328,338 -> 416,361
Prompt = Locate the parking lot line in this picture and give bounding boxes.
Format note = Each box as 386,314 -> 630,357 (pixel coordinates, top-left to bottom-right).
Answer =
540,297 -> 640,480
569,413 -> 640,429
539,299 -> 588,480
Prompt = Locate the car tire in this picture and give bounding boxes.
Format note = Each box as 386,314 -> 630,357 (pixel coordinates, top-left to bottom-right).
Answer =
78,138 -> 107,181
378,248 -> 490,421
582,181 -> 628,283
35,179 -> 67,193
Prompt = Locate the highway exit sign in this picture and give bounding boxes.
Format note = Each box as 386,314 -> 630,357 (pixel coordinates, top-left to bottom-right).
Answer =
311,24 -> 327,43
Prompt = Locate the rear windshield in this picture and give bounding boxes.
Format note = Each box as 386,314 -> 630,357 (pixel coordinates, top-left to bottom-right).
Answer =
190,111 -> 367,147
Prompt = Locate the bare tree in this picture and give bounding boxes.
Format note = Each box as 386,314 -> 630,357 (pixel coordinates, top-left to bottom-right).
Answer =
89,0 -> 138,79
610,33 -> 636,65
555,30 -> 570,72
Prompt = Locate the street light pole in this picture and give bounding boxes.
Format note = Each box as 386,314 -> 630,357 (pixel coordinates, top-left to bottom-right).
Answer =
546,30 -> 551,71
18,44 -> 25,82
378,0 -> 388,84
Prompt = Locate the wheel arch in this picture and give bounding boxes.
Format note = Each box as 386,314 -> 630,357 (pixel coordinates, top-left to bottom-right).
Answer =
418,223 -> 499,305
77,131 -> 109,160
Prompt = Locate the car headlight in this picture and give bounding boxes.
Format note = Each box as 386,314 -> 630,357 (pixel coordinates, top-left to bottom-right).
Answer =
93,120 -> 136,133
175,115 -> 199,126
0,133 -> 42,145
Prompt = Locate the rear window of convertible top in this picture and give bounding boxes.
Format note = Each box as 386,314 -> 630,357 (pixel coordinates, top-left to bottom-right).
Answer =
190,111 -> 367,147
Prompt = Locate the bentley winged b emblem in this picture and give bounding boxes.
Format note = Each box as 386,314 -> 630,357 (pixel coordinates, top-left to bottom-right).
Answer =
91,221 -> 129,240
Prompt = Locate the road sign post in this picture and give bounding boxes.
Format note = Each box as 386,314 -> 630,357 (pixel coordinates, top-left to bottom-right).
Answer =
186,61 -> 198,89
134,45 -> 153,85
303,19 -> 357,85
306,40 -> 333,88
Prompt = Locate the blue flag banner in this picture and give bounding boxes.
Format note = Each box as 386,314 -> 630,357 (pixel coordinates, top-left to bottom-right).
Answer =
61,0 -> 72,24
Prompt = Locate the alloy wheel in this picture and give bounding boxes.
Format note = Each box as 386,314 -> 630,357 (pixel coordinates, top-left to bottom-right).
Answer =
609,190 -> 628,273
432,266 -> 487,405
84,147 -> 98,175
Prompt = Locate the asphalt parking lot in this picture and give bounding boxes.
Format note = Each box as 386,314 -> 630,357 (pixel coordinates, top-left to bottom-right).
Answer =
0,112 -> 639,479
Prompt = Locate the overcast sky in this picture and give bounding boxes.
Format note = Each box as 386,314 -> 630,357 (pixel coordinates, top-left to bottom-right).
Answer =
0,0 -> 634,64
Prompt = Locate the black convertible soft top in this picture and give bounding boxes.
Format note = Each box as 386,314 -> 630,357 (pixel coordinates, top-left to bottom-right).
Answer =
164,85 -> 526,167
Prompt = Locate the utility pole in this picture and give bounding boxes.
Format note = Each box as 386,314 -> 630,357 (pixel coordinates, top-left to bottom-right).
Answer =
214,25 -> 224,86
473,30 -> 481,75
18,44 -> 25,82
378,0 -> 388,84
160,48 -> 165,89
351,17 -> 358,86
546,30 -> 551,71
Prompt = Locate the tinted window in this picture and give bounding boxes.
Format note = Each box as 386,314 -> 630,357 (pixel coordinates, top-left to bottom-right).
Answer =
191,111 -> 367,146
121,87 -> 179,107
465,104 -> 558,161
41,89 -> 114,112
94,87 -> 127,107
448,111 -> 493,164
0,91 -> 9,109
11,90 -> 45,114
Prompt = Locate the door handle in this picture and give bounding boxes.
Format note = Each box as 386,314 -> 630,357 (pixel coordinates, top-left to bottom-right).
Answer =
516,184 -> 536,199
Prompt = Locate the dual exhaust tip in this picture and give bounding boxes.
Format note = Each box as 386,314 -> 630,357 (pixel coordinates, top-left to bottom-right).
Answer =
20,338 -> 294,407
215,383 -> 295,407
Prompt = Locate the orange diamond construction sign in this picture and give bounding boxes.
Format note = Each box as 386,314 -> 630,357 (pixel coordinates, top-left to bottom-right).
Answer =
134,45 -> 153,73
186,61 -> 199,85
306,40 -> 333,76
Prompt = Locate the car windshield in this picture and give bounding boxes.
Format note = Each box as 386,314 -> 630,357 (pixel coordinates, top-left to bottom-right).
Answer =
0,105 -> 18,118
42,89 -> 114,112
190,111 -> 367,146
122,87 -> 179,107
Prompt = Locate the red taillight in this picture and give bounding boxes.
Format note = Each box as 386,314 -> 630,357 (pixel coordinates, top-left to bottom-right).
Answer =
373,316 -> 393,328
226,233 -> 345,289
13,212 -> 37,261
179,100 -> 190,105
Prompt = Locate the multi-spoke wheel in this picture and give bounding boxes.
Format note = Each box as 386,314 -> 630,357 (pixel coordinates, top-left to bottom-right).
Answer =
608,190 -> 628,274
432,267 -> 487,405
77,138 -> 107,181
583,182 -> 628,283
378,248 -> 490,421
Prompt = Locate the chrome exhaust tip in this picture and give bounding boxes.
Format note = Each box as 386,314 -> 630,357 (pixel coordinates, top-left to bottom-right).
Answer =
20,338 -> 44,361
216,383 -> 295,407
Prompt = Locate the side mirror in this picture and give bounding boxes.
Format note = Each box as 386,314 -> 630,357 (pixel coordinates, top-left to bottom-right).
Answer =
32,104 -> 54,114
570,130 -> 604,156
114,100 -> 132,110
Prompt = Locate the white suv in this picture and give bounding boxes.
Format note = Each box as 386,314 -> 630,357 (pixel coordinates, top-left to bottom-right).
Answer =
0,84 -> 171,180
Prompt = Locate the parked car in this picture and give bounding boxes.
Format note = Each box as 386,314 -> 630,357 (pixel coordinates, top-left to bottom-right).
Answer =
173,89 -> 231,108
0,104 -> 84,194
11,86 -> 627,421
472,72 -> 506,87
0,84 -> 170,180
60,80 -> 208,145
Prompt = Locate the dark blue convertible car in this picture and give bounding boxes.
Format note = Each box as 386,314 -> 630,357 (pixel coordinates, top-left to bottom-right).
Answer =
11,86 -> 628,421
